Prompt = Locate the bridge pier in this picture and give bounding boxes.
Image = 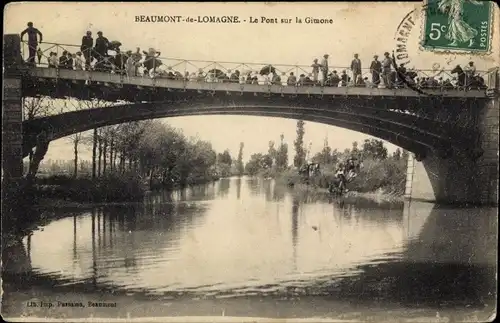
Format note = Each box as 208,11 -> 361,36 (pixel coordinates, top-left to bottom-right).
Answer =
2,34 -> 24,180
406,69 -> 499,205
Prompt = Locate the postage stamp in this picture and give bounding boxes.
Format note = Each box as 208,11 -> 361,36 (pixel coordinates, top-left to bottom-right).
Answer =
2,2 -> 499,323
421,0 -> 494,53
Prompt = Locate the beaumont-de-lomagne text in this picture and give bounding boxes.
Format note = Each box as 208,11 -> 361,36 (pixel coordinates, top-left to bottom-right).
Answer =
134,15 -> 334,24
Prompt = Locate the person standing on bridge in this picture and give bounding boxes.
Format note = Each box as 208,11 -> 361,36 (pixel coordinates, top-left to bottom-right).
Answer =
48,52 -> 58,68
369,55 -> 382,87
464,61 -> 476,87
311,58 -> 320,84
381,52 -> 393,89
94,31 -> 110,71
74,52 -> 83,70
350,54 -> 362,86
80,31 -> 93,70
20,22 -> 43,67
320,54 -> 329,86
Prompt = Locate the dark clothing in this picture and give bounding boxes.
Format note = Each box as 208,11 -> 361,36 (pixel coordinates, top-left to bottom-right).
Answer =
330,74 -> 340,87
94,36 -> 109,57
114,53 -> 125,73
81,35 -> 93,69
21,27 -> 43,66
81,36 -> 93,52
351,58 -> 362,85
21,27 -> 43,44
66,57 -> 73,70
59,55 -> 68,69
340,73 -> 350,86
370,60 -> 382,85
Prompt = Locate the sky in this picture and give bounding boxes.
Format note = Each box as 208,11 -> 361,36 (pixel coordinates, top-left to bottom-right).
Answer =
4,2 -> 499,163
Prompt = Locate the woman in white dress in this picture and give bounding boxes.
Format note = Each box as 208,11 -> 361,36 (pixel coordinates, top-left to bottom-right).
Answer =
438,0 -> 484,46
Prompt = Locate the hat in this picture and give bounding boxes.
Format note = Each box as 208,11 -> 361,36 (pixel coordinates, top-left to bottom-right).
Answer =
324,54 -> 329,57
97,31 -> 103,35
384,52 -> 389,56
373,55 -> 378,58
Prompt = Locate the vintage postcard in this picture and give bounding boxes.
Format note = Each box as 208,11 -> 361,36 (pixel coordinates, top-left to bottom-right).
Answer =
2,1 -> 499,322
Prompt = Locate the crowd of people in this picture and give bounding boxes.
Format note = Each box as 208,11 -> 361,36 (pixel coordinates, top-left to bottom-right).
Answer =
20,22 -> 487,90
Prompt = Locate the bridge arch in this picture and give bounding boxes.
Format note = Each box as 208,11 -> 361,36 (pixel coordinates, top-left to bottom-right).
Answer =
23,101 -> 449,158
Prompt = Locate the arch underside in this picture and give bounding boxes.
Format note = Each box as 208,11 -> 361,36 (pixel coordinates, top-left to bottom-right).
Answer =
22,100 -> 476,158
22,76 -> 482,146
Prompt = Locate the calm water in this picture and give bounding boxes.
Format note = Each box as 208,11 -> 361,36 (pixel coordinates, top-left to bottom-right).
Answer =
2,177 -> 497,320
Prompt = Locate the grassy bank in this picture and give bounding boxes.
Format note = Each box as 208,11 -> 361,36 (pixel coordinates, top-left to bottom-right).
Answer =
256,158 -> 407,201
34,173 -> 146,203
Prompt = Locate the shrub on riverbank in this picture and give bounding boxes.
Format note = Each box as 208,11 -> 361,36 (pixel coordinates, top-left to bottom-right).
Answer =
34,172 -> 145,203
269,158 -> 407,195
349,158 -> 406,195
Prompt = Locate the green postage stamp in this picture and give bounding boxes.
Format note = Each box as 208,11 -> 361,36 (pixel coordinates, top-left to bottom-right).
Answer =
422,0 -> 493,53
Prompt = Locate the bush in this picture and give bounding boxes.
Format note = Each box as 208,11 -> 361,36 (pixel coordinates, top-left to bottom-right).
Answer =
349,158 -> 406,194
33,172 -> 146,203
277,158 -> 407,195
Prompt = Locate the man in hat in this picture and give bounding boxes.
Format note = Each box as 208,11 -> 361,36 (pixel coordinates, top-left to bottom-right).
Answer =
81,31 -> 93,70
369,55 -> 382,87
20,22 -> 43,66
320,54 -> 329,86
381,52 -> 393,89
350,53 -> 362,86
94,31 -> 109,71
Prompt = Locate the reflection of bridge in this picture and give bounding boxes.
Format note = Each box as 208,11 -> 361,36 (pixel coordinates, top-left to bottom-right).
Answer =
3,34 -> 499,205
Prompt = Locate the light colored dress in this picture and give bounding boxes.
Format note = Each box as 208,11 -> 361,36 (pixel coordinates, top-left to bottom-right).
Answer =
126,57 -> 136,77
438,0 -> 483,45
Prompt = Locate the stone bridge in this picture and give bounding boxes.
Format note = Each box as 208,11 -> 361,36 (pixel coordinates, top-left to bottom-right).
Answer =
3,34 -> 499,205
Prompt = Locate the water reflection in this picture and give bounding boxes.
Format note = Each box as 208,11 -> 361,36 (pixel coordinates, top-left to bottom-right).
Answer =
10,177 -> 496,309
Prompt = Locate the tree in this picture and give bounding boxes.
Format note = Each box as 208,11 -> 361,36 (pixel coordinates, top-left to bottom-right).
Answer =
23,97 -> 52,169
361,139 -> 388,160
392,148 -> 402,160
69,132 -> 83,178
293,120 -> 306,168
268,141 -> 277,168
402,149 -> 409,161
276,134 -> 288,170
245,153 -> 272,176
351,141 -> 360,158
77,99 -> 114,178
92,128 -> 98,178
216,150 -> 233,177
236,142 -> 245,176
64,100 -> 87,178
218,150 -> 232,165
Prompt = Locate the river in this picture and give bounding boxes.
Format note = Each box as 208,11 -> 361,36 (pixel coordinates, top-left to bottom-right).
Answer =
2,177 -> 497,321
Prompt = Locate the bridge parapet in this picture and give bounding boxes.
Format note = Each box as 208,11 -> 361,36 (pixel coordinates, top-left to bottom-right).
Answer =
19,39 -> 496,92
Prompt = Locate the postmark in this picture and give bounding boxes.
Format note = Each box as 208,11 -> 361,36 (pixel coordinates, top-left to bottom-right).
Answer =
392,1 -> 495,95
421,0 -> 494,54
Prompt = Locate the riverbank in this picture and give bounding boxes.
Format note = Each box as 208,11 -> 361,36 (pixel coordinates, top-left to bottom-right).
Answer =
266,168 -> 404,203
287,182 -> 404,204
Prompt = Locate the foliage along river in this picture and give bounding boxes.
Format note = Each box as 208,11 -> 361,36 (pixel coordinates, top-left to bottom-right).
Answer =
2,177 -> 497,321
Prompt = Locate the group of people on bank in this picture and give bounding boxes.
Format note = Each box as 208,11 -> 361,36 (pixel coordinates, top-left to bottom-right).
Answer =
297,157 -> 361,195
21,22 -> 486,90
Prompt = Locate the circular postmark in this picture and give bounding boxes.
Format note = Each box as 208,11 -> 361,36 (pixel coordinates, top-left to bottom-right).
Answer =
392,0 -> 495,95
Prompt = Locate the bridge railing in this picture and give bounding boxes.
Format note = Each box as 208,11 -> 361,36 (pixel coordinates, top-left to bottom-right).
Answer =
21,40 -> 493,91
